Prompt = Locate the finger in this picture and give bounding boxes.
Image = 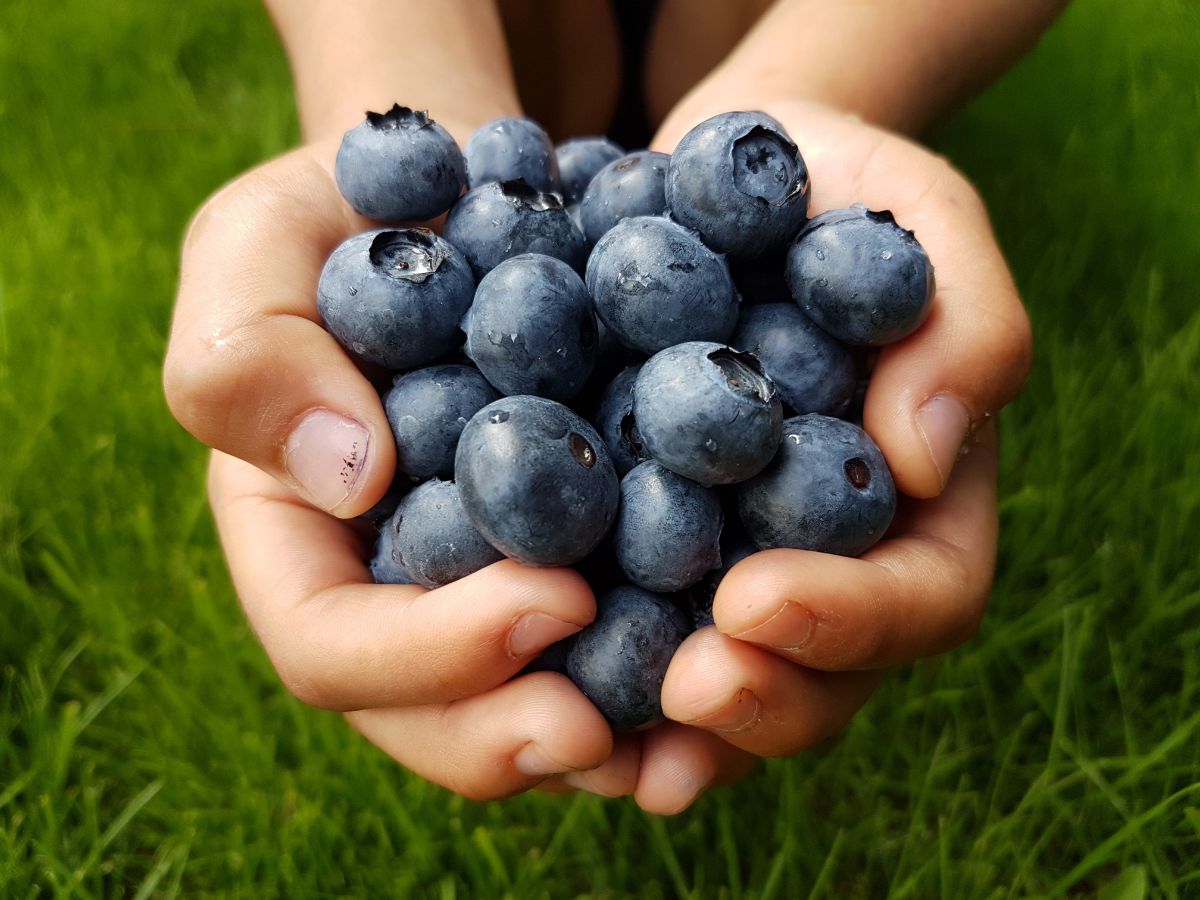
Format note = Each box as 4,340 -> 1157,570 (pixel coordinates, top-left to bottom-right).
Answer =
210,452 -> 595,711
842,128 -> 1032,498
164,139 -> 397,518
662,629 -> 883,758
633,721 -> 758,816
537,733 -> 643,798
347,672 -> 613,802
716,423 -> 998,670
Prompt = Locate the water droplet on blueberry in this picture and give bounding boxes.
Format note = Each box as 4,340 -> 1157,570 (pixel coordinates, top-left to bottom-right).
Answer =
488,410 -> 510,424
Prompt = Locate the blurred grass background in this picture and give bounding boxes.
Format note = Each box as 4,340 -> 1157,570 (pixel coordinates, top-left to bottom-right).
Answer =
1,0 -> 1199,896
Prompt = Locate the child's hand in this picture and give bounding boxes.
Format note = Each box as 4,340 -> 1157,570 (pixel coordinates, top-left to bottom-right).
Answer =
643,97 -> 1031,781
164,141 -> 638,802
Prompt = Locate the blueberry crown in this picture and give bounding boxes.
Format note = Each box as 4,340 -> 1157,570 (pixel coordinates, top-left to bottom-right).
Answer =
499,179 -> 563,211
365,104 -> 432,130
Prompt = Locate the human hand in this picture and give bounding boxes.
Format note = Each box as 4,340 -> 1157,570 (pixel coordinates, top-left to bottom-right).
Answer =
163,136 -> 646,802
638,94 -> 1032,799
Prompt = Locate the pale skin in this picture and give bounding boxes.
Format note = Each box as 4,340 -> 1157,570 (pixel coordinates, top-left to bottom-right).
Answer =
164,0 -> 1063,813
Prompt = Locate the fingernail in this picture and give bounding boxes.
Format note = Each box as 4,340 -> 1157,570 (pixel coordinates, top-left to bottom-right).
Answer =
732,602 -> 818,653
284,409 -> 370,512
514,743 -> 574,777
686,687 -> 762,733
915,394 -> 972,489
509,613 -> 584,659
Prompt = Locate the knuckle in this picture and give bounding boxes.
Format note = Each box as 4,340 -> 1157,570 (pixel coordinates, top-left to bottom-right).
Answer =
984,309 -> 1034,407
1003,302 -> 1035,387
274,654 -> 342,711
448,778 -> 516,803
930,154 -> 984,215
162,320 -> 258,442
943,583 -> 992,653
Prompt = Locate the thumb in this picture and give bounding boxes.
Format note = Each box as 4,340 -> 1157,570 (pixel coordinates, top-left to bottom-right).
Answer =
164,142 -> 396,517
863,175 -> 1032,499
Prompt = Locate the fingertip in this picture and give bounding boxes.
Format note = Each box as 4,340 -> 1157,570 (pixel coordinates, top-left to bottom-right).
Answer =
661,628 -> 732,723
710,548 -> 816,633
634,724 -> 749,816
513,671 -> 614,773
479,560 -> 598,626
562,733 -> 642,798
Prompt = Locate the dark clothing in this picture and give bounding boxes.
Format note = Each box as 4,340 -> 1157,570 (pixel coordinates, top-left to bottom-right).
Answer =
608,0 -> 661,148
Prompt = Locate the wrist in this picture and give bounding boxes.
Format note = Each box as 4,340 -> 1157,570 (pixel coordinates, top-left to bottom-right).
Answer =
266,0 -> 522,145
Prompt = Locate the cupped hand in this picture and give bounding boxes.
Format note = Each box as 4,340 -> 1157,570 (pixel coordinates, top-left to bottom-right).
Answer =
638,93 -> 1032,803
164,137 -> 644,803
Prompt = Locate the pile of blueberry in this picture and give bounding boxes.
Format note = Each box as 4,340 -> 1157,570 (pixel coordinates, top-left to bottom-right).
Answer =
319,105 -> 934,731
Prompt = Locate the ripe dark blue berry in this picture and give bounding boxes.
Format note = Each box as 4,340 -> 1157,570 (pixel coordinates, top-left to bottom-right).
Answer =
444,180 -> 587,278
586,216 -> 739,355
566,586 -> 692,731
381,479 -> 504,588
455,396 -> 619,566
613,461 -> 724,592
579,151 -> 670,245
465,117 -> 560,193
463,254 -> 597,401
738,414 -> 896,556
730,303 -> 859,417
335,105 -> 466,222
555,137 -> 625,205
634,342 -> 783,486
317,228 -> 474,370
384,365 -> 501,480
590,364 -> 649,477
666,111 -> 809,258
786,205 -> 935,346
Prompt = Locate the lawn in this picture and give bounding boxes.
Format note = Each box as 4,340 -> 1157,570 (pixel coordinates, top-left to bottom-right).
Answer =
2,0 -> 1199,896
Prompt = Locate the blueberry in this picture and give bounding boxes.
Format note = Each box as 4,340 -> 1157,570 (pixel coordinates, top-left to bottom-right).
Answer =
522,636 -> 577,676
334,105 -> 466,222
369,518 -> 415,585
555,137 -> 625,205
357,473 -> 411,526
666,111 -> 809,258
384,364 -> 501,480
590,364 -> 649,477
614,461 -> 723,592
463,254 -> 598,401
730,304 -> 859,417
455,396 -> 619,566
380,479 -> 504,589
737,414 -> 896,556
634,342 -> 783,486
786,205 -> 935,346
443,180 -> 587,279
579,151 -> 670,244
465,117 -> 560,193
585,216 -> 739,355
317,228 -> 475,370
566,586 -> 691,731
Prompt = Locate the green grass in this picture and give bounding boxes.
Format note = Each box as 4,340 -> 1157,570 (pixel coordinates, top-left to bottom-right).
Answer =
2,0 -> 1199,895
